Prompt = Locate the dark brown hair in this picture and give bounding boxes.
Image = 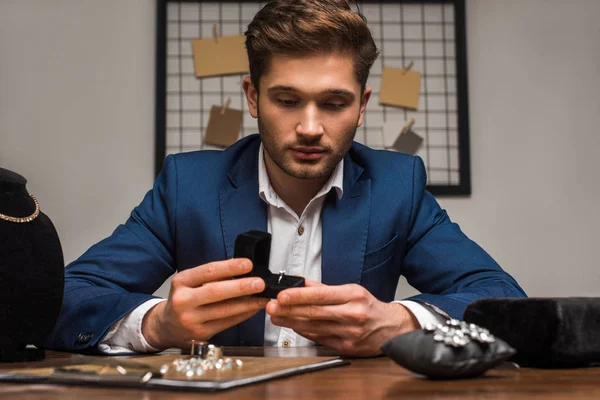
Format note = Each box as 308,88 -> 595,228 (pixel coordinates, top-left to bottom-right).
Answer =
245,0 -> 379,93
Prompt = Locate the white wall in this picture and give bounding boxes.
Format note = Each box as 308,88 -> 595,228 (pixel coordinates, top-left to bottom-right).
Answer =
1,0 -> 599,300
434,0 -> 600,298
0,0 -> 156,267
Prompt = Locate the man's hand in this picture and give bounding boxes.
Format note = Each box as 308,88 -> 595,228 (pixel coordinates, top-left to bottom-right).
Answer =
142,258 -> 268,350
266,281 -> 419,357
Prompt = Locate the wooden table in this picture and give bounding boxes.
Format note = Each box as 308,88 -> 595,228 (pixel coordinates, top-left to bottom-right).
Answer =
1,347 -> 599,399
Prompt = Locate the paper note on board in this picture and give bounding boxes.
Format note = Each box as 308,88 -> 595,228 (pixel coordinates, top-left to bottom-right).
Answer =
204,105 -> 243,148
379,66 -> 422,109
191,35 -> 249,78
392,129 -> 423,155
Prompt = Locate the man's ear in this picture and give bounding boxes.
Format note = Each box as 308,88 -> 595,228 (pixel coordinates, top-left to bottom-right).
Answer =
357,85 -> 372,128
242,76 -> 258,118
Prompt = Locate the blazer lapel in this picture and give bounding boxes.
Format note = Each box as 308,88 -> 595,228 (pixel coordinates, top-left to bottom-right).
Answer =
219,138 -> 267,345
322,153 -> 371,286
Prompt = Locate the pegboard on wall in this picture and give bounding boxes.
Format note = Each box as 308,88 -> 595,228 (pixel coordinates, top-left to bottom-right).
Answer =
155,0 -> 471,195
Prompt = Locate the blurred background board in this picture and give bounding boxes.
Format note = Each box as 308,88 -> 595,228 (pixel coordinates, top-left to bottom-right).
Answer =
155,0 -> 471,195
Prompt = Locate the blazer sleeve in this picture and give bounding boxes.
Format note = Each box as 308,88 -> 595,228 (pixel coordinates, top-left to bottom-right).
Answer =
43,155 -> 179,352
402,157 -> 526,319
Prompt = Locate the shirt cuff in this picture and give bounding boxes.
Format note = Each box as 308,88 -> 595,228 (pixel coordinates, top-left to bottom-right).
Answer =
98,298 -> 166,354
394,300 -> 442,329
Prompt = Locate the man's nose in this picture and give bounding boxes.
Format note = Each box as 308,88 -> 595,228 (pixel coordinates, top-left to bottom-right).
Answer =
296,104 -> 324,137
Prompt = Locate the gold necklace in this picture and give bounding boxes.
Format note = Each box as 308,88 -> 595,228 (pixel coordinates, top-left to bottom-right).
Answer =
0,194 -> 40,223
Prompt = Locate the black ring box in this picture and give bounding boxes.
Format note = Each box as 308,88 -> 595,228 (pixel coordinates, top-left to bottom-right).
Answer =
233,230 -> 305,298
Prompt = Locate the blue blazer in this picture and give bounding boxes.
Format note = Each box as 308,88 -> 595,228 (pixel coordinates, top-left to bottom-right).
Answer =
45,135 -> 525,351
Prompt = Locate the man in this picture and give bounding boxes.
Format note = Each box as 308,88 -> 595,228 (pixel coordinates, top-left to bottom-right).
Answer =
45,0 -> 525,357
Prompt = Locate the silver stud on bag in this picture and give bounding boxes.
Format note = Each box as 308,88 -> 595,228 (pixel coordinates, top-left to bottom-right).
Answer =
424,320 -> 495,348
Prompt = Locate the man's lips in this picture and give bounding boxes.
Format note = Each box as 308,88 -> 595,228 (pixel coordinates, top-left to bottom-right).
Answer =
291,147 -> 326,154
290,147 -> 327,160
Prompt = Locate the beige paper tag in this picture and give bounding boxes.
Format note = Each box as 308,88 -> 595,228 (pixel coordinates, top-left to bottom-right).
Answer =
392,129 -> 424,155
191,35 -> 249,78
379,66 -> 422,109
204,105 -> 243,147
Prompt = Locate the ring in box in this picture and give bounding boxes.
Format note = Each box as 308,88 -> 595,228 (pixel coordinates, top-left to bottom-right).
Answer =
233,230 -> 305,298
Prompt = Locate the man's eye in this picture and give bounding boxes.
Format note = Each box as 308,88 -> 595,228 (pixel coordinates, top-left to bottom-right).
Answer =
277,99 -> 299,107
324,103 -> 346,110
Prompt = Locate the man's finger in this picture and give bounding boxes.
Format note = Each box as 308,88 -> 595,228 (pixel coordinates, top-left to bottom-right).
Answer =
194,277 -> 266,305
295,331 -> 336,344
270,316 -> 346,337
277,285 -> 355,305
174,258 -> 253,288
267,303 -> 346,321
200,309 -> 261,338
200,296 -> 269,322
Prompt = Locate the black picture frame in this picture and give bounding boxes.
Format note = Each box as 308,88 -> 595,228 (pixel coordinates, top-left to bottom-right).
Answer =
154,0 -> 471,196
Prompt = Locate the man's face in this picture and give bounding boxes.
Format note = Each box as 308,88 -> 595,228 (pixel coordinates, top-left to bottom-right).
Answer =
243,52 -> 371,180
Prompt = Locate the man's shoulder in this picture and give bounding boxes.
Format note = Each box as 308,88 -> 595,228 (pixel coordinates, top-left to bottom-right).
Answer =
167,135 -> 260,175
349,141 -> 418,176
348,142 -> 426,199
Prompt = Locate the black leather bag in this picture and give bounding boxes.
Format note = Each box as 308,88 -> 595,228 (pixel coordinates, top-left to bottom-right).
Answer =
464,297 -> 600,368
381,320 -> 515,379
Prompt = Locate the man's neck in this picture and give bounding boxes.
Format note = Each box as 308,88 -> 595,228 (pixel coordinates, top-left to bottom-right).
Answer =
263,151 -> 330,217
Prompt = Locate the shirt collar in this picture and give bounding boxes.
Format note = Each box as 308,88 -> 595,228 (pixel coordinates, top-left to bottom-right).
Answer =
258,142 -> 344,207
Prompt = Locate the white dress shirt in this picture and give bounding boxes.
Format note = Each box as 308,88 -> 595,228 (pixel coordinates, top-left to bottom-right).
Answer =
99,144 -> 438,354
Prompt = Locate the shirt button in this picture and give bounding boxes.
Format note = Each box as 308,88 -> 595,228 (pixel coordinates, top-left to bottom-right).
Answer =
282,339 -> 291,348
297,225 -> 304,235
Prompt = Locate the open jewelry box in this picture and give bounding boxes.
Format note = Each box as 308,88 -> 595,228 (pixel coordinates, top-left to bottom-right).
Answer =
234,230 -> 305,298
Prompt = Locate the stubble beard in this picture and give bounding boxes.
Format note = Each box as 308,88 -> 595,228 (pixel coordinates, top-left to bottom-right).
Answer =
257,108 -> 358,181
